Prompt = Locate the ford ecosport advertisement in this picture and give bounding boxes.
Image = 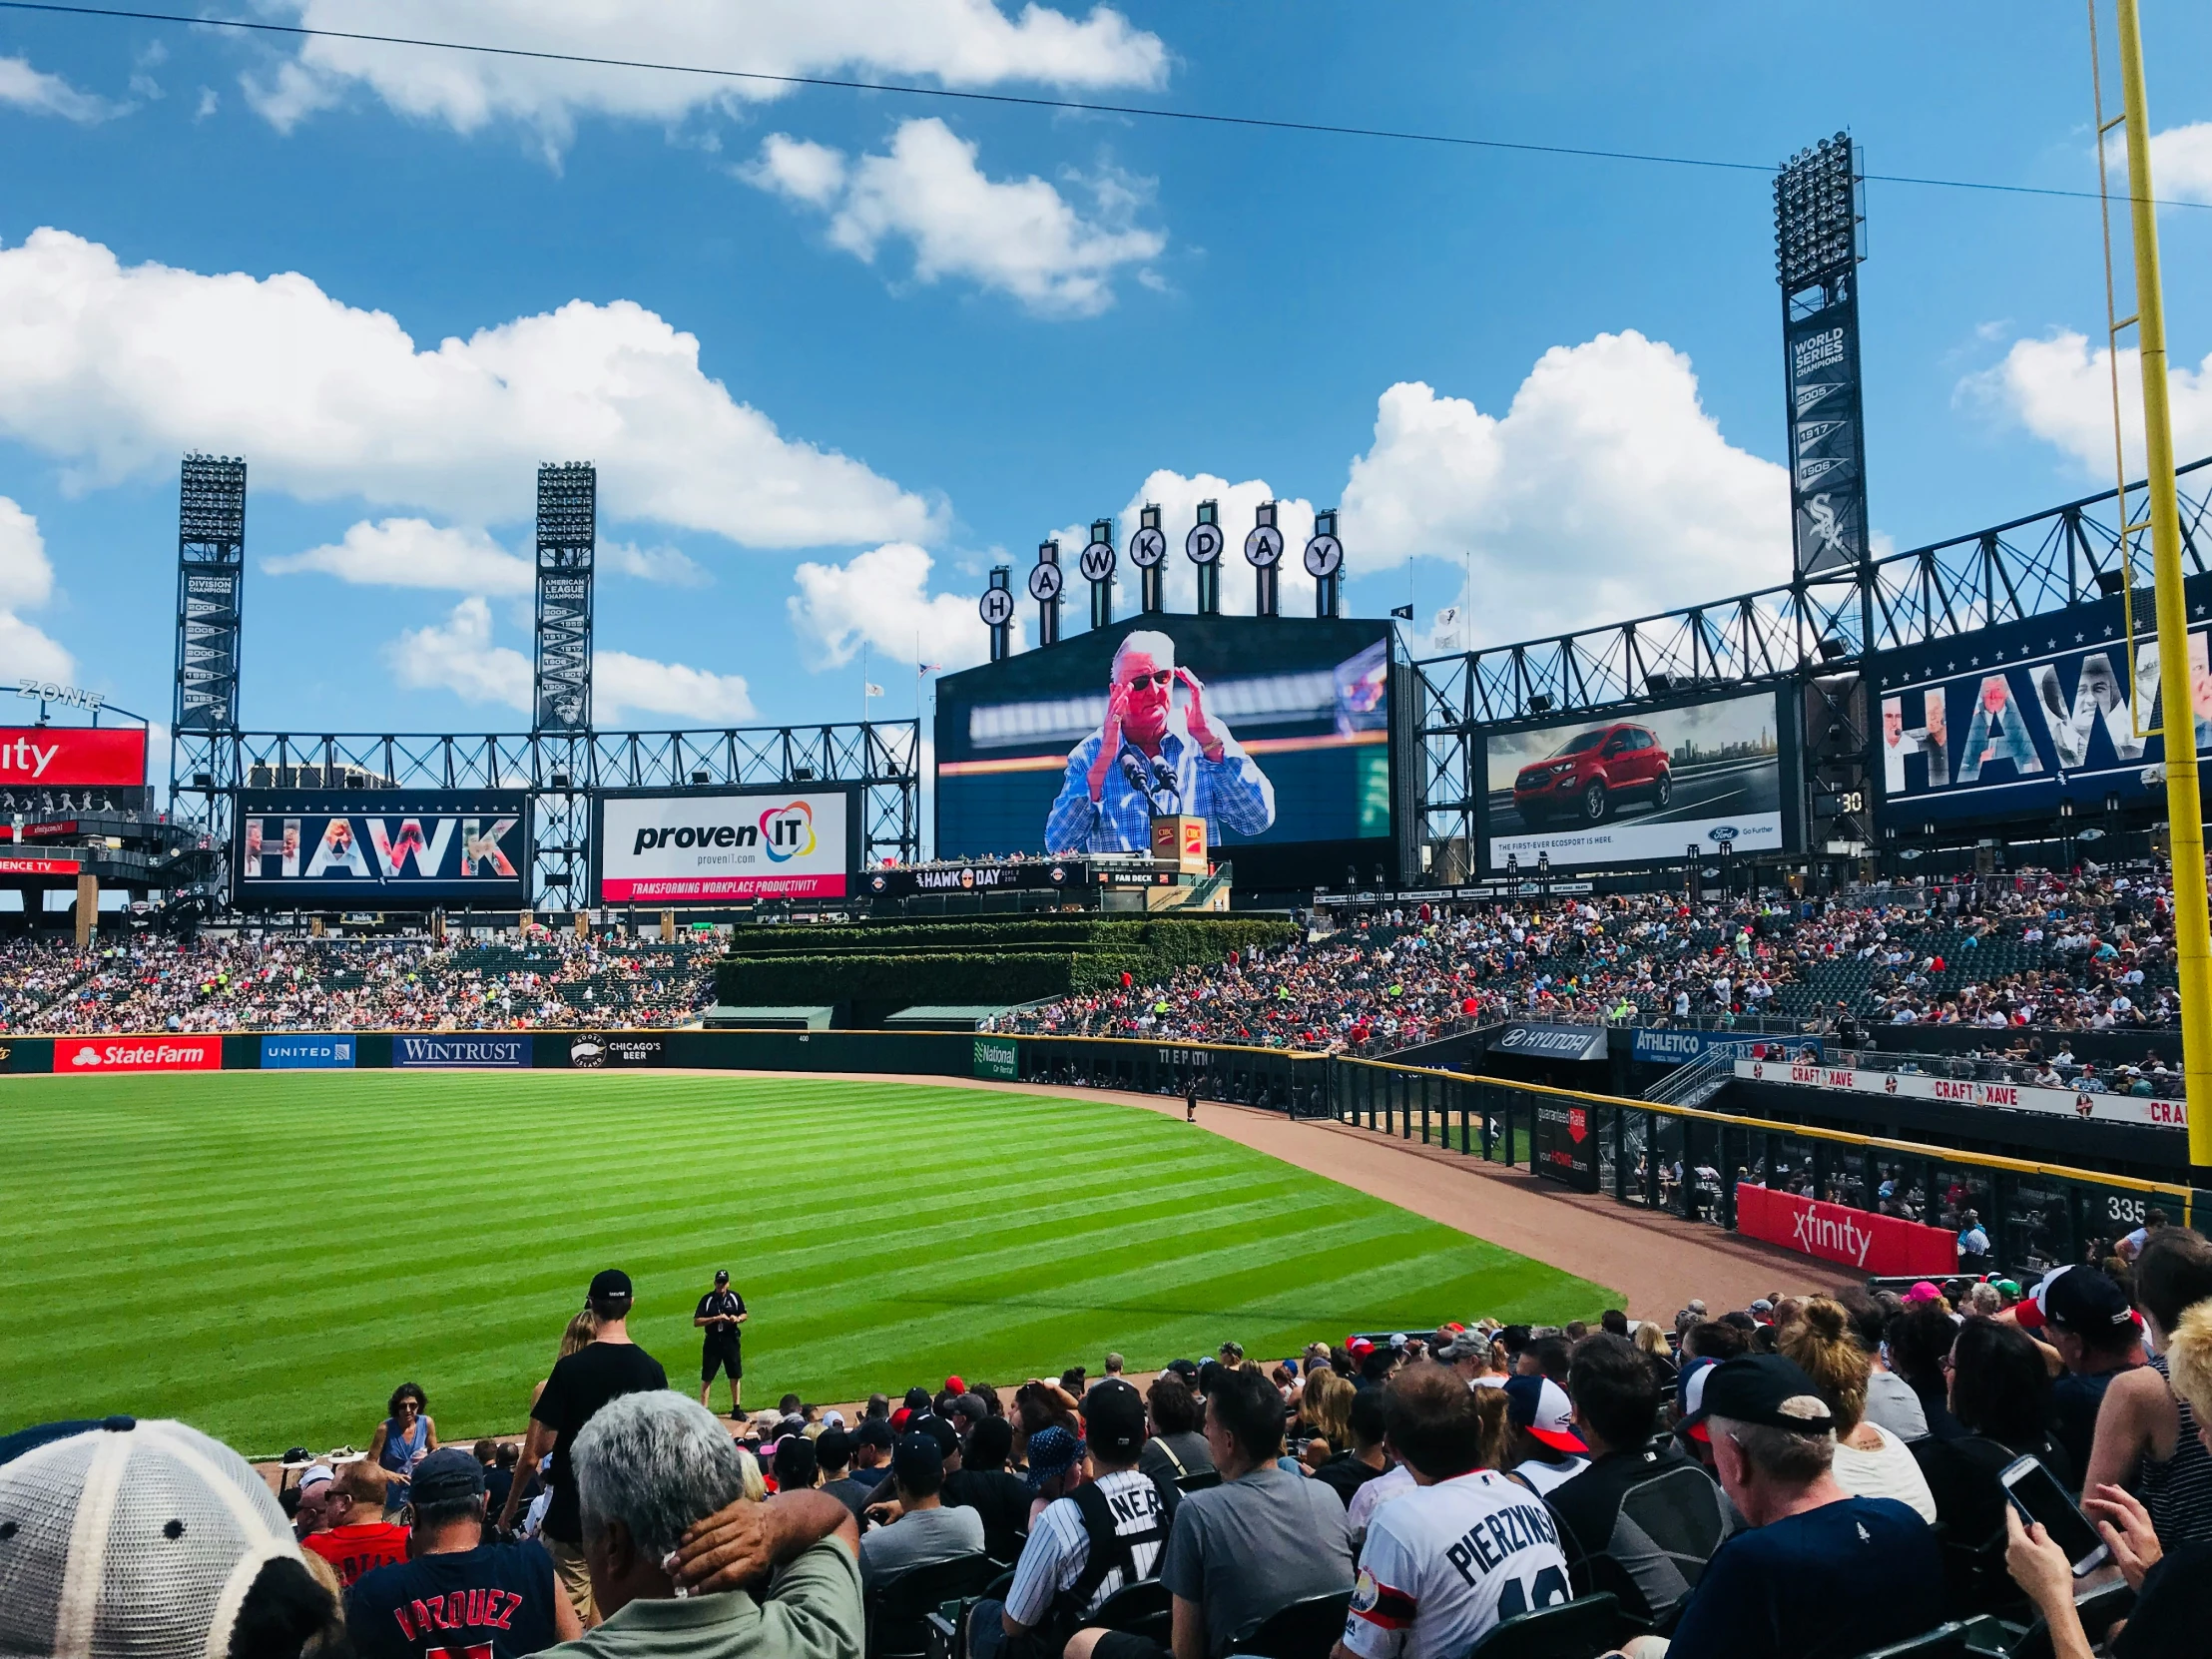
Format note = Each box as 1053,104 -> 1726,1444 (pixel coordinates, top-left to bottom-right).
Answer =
1482,689 -> 1790,872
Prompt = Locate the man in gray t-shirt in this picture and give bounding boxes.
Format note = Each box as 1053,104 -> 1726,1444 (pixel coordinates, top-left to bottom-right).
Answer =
858,1432 -> 987,1590
1079,1370 -> 1354,1659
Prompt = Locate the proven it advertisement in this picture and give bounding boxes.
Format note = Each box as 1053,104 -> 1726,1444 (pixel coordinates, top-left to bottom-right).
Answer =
595,789 -> 855,902
55,1036 -> 222,1073
1481,688 -> 1791,873
234,792 -> 531,908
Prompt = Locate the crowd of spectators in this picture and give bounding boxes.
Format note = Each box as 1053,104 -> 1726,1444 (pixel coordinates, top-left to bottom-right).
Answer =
0,930 -> 719,1033
15,1238 -> 2212,1659
994,861 -> 2184,1054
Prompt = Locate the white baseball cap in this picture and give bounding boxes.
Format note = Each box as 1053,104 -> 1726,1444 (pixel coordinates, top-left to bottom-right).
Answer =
0,1416 -> 310,1658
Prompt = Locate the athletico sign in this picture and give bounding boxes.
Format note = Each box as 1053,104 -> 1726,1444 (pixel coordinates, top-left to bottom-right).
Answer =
596,790 -> 854,902
0,727 -> 147,787
55,1037 -> 221,1073
1735,1058 -> 2187,1131
1735,1182 -> 1957,1276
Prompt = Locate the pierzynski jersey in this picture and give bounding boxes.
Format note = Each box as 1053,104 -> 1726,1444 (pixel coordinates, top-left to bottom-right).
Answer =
1342,1469 -> 1570,1659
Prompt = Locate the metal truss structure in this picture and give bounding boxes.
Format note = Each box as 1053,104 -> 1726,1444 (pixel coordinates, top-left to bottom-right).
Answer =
1414,456 -> 2212,859
170,455 -> 248,879
189,721 -> 919,904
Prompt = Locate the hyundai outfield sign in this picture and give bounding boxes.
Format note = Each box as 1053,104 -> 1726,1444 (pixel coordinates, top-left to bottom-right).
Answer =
235,792 -> 531,908
261,1035 -> 356,1070
1487,1023 -> 1608,1062
392,1034 -> 532,1069
596,788 -> 856,903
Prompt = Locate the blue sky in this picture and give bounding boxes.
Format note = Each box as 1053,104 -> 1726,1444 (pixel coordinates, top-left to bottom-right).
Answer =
0,1 -> 2208,769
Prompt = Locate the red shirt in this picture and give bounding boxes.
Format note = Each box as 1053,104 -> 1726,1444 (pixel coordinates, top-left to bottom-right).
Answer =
304,1521 -> 410,1586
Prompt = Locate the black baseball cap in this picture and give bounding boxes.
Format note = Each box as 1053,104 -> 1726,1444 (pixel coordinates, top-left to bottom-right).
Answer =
1682,1354 -> 1835,1435
855,1418 -> 894,1451
408,1446 -> 487,1506
891,1431 -> 944,1488
2039,1266 -> 2134,1337
714,1269 -> 730,1286
908,1415 -> 958,1458
588,1269 -> 633,1304
1081,1380 -> 1147,1459
815,1426 -> 852,1470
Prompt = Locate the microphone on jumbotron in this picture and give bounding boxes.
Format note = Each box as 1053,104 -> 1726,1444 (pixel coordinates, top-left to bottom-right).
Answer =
1149,758 -> 1182,811
1120,750 -> 1164,814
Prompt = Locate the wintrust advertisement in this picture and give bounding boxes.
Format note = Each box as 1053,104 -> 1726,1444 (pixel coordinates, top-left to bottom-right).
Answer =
56,1036 -> 222,1073
595,789 -> 856,902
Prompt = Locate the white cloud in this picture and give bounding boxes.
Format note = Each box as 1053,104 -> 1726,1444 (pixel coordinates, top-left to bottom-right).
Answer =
0,227 -> 938,549
596,651 -> 756,725
788,541 -> 1015,670
1966,329 -> 2212,477
385,598 -> 530,710
265,517 -> 534,595
605,541 -> 711,587
1340,332 -> 1791,642
747,118 -> 1164,315
2098,122 -> 2212,207
384,596 -> 755,725
0,56 -> 123,123
249,0 -> 1166,149
0,498 -> 72,685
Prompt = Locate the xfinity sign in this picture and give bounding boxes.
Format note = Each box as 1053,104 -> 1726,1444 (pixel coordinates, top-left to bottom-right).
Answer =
596,789 -> 855,903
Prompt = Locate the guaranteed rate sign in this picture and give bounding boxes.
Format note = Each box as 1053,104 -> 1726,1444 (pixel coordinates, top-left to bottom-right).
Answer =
597,789 -> 853,902
234,792 -> 531,908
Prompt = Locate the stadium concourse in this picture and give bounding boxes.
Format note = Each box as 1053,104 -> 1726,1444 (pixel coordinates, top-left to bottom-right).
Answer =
995,859 -> 2186,1067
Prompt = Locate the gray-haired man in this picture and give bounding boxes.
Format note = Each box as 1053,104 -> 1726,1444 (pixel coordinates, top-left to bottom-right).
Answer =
544,1391 -> 859,1656
1044,629 -> 1275,854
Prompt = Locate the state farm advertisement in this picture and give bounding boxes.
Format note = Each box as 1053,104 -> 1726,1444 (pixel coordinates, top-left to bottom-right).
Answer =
55,1036 -> 223,1073
1737,1058 -> 2187,1131
596,789 -> 853,902
1735,1182 -> 1957,1276
0,727 -> 147,788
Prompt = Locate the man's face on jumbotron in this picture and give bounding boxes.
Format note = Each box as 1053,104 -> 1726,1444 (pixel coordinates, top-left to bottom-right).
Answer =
1117,647 -> 1173,746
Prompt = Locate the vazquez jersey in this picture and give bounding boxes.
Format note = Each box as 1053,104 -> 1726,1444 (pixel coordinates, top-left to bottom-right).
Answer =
1342,1469 -> 1570,1659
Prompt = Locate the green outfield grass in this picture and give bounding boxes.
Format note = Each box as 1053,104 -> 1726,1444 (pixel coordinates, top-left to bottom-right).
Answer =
1,1071 -> 1613,1453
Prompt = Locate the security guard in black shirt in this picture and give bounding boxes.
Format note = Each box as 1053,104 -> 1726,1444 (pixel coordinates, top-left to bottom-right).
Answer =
694,1269 -> 748,1416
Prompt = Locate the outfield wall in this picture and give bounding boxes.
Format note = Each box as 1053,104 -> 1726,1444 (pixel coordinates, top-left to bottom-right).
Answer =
4,1025 -> 2193,1284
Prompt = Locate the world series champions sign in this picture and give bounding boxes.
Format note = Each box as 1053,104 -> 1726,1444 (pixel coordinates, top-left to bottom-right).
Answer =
1776,135 -> 1870,580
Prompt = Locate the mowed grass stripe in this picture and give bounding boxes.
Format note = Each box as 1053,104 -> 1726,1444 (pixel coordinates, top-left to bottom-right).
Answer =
0,1073 -> 1611,1450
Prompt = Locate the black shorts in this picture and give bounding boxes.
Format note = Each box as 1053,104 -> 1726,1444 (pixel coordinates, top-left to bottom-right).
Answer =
703,1340 -> 742,1382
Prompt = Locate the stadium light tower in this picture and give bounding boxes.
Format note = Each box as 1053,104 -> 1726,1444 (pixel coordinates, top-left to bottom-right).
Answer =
532,462 -> 595,907
1775,135 -> 1869,584
2092,0 -> 2212,1188
171,454 -> 247,861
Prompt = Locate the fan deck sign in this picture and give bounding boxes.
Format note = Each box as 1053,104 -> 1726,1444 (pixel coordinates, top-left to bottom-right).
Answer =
597,790 -> 852,902
234,792 -> 531,908
56,1037 -> 222,1073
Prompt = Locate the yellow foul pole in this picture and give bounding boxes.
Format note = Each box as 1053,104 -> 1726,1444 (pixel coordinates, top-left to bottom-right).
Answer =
2112,0 -> 2212,1185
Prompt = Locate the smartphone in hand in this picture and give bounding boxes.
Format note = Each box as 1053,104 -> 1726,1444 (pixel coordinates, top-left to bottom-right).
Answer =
2000,1455 -> 2110,1576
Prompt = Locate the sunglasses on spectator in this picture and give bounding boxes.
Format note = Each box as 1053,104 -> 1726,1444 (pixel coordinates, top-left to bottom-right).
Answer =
1123,669 -> 1175,689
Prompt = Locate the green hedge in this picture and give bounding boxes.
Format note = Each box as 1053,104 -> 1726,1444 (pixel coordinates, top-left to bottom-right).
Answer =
722,916 -> 1295,960
714,916 -> 1297,1023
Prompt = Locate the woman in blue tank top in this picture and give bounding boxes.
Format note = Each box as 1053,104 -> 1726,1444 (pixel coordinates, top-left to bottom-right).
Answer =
368,1381 -> 438,1515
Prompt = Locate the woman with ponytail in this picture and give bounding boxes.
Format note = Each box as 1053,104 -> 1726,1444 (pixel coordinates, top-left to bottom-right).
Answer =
1779,1296 -> 1937,1521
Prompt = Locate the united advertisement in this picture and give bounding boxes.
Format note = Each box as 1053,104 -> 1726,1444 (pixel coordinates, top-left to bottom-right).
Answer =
233,792 -> 531,908
1872,580 -> 2212,828
595,788 -> 856,903
1479,688 -> 1793,873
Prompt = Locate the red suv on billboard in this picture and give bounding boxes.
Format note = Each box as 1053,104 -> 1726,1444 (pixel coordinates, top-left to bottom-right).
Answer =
1512,721 -> 1671,827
